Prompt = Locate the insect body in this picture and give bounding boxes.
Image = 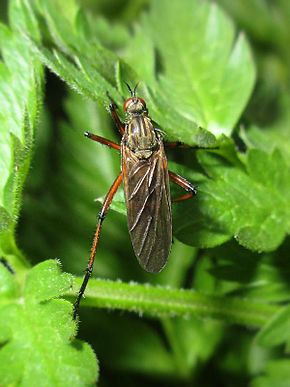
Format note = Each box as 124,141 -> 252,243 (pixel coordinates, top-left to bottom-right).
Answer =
73,84 -> 197,319
122,97 -> 172,273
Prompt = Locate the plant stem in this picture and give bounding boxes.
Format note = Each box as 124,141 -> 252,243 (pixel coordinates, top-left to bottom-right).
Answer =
67,277 -> 279,328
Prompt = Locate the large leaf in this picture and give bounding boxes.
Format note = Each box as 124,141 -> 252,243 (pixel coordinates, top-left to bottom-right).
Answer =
0,0 -> 43,270
143,0 -> 256,140
24,0 -> 255,147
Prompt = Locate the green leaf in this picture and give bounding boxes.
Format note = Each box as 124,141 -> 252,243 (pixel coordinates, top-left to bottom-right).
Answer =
23,0 -> 255,148
0,0 -> 43,268
173,148 -> 290,252
0,260 -> 98,386
27,0 -> 136,108
144,0 -> 256,139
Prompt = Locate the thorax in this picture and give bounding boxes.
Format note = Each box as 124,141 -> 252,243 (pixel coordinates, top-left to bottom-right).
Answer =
123,115 -> 158,159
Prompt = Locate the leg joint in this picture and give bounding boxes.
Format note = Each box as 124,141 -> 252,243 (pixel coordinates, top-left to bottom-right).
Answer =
98,211 -> 106,222
109,102 -> 117,111
188,184 -> 198,195
86,267 -> 93,275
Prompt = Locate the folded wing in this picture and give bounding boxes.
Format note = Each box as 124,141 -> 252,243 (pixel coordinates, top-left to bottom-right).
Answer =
122,142 -> 172,273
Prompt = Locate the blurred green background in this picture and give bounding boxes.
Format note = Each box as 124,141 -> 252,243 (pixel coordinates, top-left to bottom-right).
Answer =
1,0 -> 290,386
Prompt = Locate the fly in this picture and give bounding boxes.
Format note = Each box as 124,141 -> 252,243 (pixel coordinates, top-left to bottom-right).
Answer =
73,83 -> 197,319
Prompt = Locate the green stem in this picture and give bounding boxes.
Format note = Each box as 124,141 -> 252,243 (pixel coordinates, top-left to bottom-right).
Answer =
0,230 -> 30,271
67,277 -> 279,328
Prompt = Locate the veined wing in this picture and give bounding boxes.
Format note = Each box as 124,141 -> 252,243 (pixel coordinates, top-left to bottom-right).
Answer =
122,141 -> 172,273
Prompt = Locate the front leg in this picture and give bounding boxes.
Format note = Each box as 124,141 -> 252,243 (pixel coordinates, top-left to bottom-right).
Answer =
84,131 -> 121,151
107,93 -> 125,135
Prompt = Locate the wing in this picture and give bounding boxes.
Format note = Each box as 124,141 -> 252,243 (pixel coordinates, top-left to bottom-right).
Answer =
122,141 -> 172,273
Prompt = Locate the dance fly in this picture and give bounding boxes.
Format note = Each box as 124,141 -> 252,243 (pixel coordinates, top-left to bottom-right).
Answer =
73,84 -> 197,319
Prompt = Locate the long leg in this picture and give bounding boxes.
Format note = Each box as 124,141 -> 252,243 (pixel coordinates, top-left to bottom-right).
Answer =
169,171 -> 197,203
84,131 -> 121,151
73,172 -> 123,319
107,93 -> 125,135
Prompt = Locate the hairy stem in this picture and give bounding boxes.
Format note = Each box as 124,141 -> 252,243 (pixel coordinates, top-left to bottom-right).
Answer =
67,277 -> 279,328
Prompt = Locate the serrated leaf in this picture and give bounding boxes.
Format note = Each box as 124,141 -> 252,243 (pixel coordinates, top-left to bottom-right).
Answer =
0,260 -> 98,386
23,0 -> 255,149
0,0 -> 43,272
0,1 -> 43,232
144,0 -> 256,139
27,0 -> 137,109
173,148 -> 290,252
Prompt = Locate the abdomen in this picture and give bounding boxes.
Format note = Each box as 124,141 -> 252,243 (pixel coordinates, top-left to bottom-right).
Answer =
122,141 -> 172,273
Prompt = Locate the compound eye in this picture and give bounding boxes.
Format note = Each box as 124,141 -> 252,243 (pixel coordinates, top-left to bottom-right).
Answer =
123,98 -> 133,112
138,98 -> 146,107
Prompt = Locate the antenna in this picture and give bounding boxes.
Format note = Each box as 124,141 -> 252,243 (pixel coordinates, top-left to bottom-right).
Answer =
125,82 -> 133,96
125,81 -> 139,97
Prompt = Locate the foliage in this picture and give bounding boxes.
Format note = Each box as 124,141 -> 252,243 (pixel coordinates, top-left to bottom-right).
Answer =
0,0 -> 290,385
0,260 -> 97,386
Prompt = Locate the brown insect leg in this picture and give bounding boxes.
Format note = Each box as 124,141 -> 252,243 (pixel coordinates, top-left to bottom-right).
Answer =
73,172 -> 123,319
84,131 -> 121,151
169,171 -> 197,203
107,93 -> 125,135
